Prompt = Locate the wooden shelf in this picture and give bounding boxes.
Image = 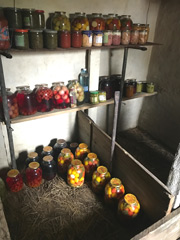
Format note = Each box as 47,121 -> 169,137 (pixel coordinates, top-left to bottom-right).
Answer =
122,91 -> 157,101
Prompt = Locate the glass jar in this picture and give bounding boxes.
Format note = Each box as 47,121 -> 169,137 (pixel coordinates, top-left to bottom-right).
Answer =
71,12 -> 89,31
84,153 -> 99,179
104,178 -> 125,204
112,30 -> 121,45
34,10 -> 45,29
140,24 -> 149,43
75,143 -> 90,161
41,155 -> 56,181
125,84 -> 134,98
89,13 -> 105,31
136,81 -> 143,93
92,166 -> 111,193
53,139 -> 67,162
0,8 -> 10,50
106,14 -> 121,30
69,142 -> 79,155
25,152 -> 39,167
41,146 -> 54,159
69,88 -> 77,108
118,193 -> 140,220
52,11 -> 71,31
4,7 -> 22,29
59,30 -> 71,48
99,76 -> 113,100
90,91 -> 99,104
144,24 -> 150,42
78,68 -> 89,103
22,8 -> 35,29
110,74 -> 122,94
103,30 -> 112,46
57,148 -> 74,175
52,82 -> 70,109
44,29 -> 58,49
130,23 -> 140,45
98,91 -> 106,103
92,30 -> 103,47
71,30 -> 82,48
14,29 -> 29,50
67,159 -> 85,187
121,30 -> 131,45
29,29 -> 43,49
6,169 -> 23,192
120,15 -> 133,31
128,79 -> 137,93
68,80 -> 85,106
26,162 -> 42,187
146,82 -> 155,93
142,81 -> 147,92
35,84 -> 53,112
82,30 -> 92,47
16,86 -> 37,115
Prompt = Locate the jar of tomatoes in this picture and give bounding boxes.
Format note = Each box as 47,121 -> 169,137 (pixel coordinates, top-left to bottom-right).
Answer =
53,139 -> 67,162
67,159 -> 85,188
92,166 -> 111,193
75,143 -> 90,161
41,146 -> 54,159
52,82 -> 70,109
16,86 -> 37,116
106,14 -> 121,31
51,11 -> 71,31
68,80 -> 85,105
84,153 -> 99,179
57,148 -> 74,175
71,12 -> 89,31
26,162 -> 42,188
41,155 -> 56,181
6,169 -> 23,192
35,84 -> 53,112
120,15 -> 133,31
25,152 -> 40,167
72,30 -> 82,48
89,13 -> 105,31
59,30 -> 71,48
0,8 -> 11,50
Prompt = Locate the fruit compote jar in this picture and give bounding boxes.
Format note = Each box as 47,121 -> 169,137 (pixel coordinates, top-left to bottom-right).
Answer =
41,155 -> 56,181
67,159 -> 85,187
106,14 -> 121,30
53,139 -> 67,162
16,86 -> 37,116
35,84 -> 53,112
120,15 -> 133,31
57,148 -> 74,175
26,162 -> 42,188
75,143 -> 90,161
84,153 -> 99,179
25,152 -> 40,167
52,82 -> 70,109
6,169 -> 23,192
41,146 -> 54,159
89,13 -> 105,31
92,166 -> 111,193
71,12 -> 89,31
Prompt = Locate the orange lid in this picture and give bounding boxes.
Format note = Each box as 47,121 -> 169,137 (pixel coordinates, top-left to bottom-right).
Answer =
124,194 -> 138,205
88,153 -> 97,159
43,146 -> 52,152
29,162 -> 40,169
79,143 -> 88,149
43,155 -> 53,162
61,148 -> 71,154
28,152 -> 38,159
110,178 -> 121,187
7,169 -> 19,178
97,166 -> 107,174
15,29 -> 28,33
72,159 -> 82,166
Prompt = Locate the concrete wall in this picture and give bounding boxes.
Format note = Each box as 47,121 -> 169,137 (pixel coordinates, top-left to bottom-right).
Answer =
139,0 -> 180,152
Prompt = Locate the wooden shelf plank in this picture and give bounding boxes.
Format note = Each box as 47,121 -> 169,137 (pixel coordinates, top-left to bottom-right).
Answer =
122,91 -> 157,101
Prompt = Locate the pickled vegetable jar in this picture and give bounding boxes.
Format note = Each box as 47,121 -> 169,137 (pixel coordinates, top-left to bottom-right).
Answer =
71,12 -> 89,31
68,80 -> 85,105
104,178 -> 125,204
130,23 -> 140,45
92,166 -> 111,193
139,25 -> 148,44
146,82 -> 154,93
106,14 -> 121,30
52,11 -> 71,31
98,91 -> 106,103
34,10 -> 45,29
82,30 -> 92,47
25,152 -> 39,167
75,143 -> 90,161
35,84 -> 53,112
90,91 -> 99,104
128,79 -> 137,93
136,81 -> 143,93
4,7 -> 22,29
99,76 -> 113,100
72,30 -> 82,48
89,13 -> 105,31
112,30 -> 121,45
0,8 -> 10,50
44,29 -> 58,49
57,148 -> 74,175
67,159 -> 85,187
41,155 -> 56,181
52,82 -> 70,109
103,30 -> 112,46
59,30 -> 71,48
26,162 -> 42,188
118,193 -> 140,220
29,29 -> 43,49
14,29 -> 29,50
92,30 -> 103,47
84,153 -> 99,179
16,86 -> 37,116
125,84 -> 134,98
120,15 -> 133,31
6,169 -> 23,192
121,30 -> 131,45
22,8 -> 35,29
53,139 -> 67,162
41,146 -> 54,159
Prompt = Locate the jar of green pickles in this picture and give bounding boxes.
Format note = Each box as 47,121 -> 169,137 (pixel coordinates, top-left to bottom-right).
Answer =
29,29 -> 43,49
146,82 -> 154,93
34,10 -> 45,29
22,8 -> 35,29
44,29 -> 58,49
90,91 -> 99,104
14,29 -> 29,50
52,11 -> 71,31
136,81 -> 143,93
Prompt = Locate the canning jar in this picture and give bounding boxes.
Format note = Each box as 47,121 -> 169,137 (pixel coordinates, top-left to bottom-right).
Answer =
68,80 -> 85,105
136,81 -> 143,93
41,146 -> 54,159
4,7 -> 22,29
52,11 -> 71,31
84,153 -> 99,179
125,84 -> 134,98
14,29 -> 29,50
71,30 -> 82,48
44,29 -> 58,49
69,87 -> 77,108
118,193 -> 140,220
120,15 -> 133,31
112,30 -> 121,45
69,142 -> 79,155
104,178 -> 125,204
0,8 -> 10,50
89,13 -> 105,31
52,82 -> 70,109
57,148 -> 74,175
16,86 -> 37,115
90,91 -> 99,104
99,76 -> 113,100
139,25 -> 148,44
130,23 -> 140,45
22,8 -> 35,29
34,10 -> 45,29
128,79 -> 137,93
29,29 -> 43,49
141,81 -> 147,92
59,30 -> 71,48
6,169 -> 23,192
82,30 -> 92,47
26,162 -> 42,187
146,82 -> 155,93
35,84 -> 53,112
106,14 -> 121,30
103,30 -> 112,46
75,143 -> 90,161
25,152 -> 40,167
53,139 -> 67,162
98,91 -> 106,102
67,159 -> 85,187
93,30 -> 103,47
110,74 -> 122,94
71,12 -> 89,31
92,166 -> 111,193
41,155 -> 56,181
121,30 -> 131,45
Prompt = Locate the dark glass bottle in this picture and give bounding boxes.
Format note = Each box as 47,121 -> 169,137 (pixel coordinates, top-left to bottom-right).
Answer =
41,146 -> 54,159
41,155 -> 56,181
25,152 -> 39,167
53,139 -> 67,162
78,68 -> 89,103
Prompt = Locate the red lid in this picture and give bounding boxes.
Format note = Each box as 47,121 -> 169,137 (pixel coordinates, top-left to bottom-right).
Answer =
15,29 -> 28,33
35,10 -> 44,13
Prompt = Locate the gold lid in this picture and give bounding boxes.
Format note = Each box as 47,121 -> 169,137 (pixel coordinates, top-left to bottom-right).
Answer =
7,169 -> 19,178
88,153 -> 97,160
43,155 -> 53,162
43,146 -> 52,152
61,148 -> 71,154
110,178 -> 121,187
29,162 -> 40,169
72,159 -> 82,166
79,143 -> 88,149
124,194 -> 138,205
28,152 -> 38,159
97,166 -> 107,174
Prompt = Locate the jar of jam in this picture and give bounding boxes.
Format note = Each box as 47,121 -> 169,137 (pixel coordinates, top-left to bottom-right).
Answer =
29,29 -> 43,49
90,91 -> 99,104
121,30 -> 131,45
4,7 -> 22,29
41,155 -> 56,181
98,91 -> 106,103
128,79 -> 137,93
82,30 -> 92,47
16,86 -> 37,116
99,76 -> 113,100
14,29 -> 29,50
139,24 -> 148,44
130,23 -> 140,45
125,84 -> 134,98
92,166 -> 111,193
103,30 -> 112,46
69,142 -> 79,155
44,29 -> 58,49
68,80 -> 84,105
26,162 -> 42,188
59,30 -> 71,48
92,30 -> 103,47
0,8 -> 10,50
52,11 -> 71,31
57,148 -> 74,175
52,82 -> 70,109
6,169 -> 23,192
75,143 -> 90,161
136,81 -> 143,93
146,82 -> 155,93
106,14 -> 121,30
41,146 -> 54,159
120,15 -> 133,31
35,84 -> 53,112
53,139 -> 67,162
84,153 -> 99,179
71,30 -> 82,48
22,8 -> 35,29
34,10 -> 45,29
25,152 -> 40,167
71,12 -> 89,31
118,193 -> 140,220
112,30 -> 121,45
90,13 -> 105,31
67,159 -> 85,187
104,178 -> 125,204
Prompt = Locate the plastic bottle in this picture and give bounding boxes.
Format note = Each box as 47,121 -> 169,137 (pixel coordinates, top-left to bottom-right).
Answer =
78,68 -> 89,103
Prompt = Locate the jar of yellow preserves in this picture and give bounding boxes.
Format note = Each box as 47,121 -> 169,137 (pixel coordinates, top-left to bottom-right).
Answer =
67,159 -> 85,187
92,166 -> 111,193
71,12 -> 89,31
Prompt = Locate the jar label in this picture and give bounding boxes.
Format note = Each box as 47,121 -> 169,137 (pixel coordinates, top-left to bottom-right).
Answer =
99,95 -> 106,101
83,86 -> 88,92
95,36 -> 102,44
0,27 -> 10,41
24,17 -> 30,26
15,35 -> 25,47
103,34 -> 108,44
89,36 -> 92,44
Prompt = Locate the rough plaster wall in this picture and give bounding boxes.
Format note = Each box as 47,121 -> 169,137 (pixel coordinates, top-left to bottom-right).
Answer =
138,0 -> 180,152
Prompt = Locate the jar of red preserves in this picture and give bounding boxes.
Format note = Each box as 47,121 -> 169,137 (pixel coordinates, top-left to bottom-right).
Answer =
16,86 -> 37,116
59,30 -> 71,48
89,13 -> 105,31
71,12 -> 89,31
26,162 -> 42,188
25,152 -> 40,168
0,8 -> 10,50
6,169 -> 23,192
67,159 -> 85,188
84,153 -> 99,179
71,30 -> 82,48
57,148 -> 74,175
120,15 -> 133,31
106,14 -> 121,31
41,155 -> 56,181
75,143 -> 90,161
52,82 -> 70,108
92,166 -> 111,193
35,84 -> 53,112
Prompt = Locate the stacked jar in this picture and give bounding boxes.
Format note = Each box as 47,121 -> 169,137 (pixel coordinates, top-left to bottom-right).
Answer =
89,13 -> 105,31
120,15 -> 133,45
35,84 -> 53,112
52,82 -> 70,109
